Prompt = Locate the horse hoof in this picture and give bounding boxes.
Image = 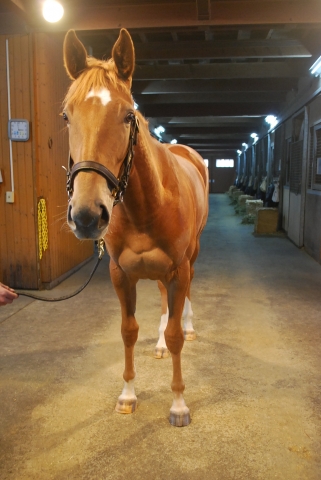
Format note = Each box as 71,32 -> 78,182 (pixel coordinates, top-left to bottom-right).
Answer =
115,398 -> 137,414
184,329 -> 196,341
154,347 -> 169,359
169,411 -> 191,427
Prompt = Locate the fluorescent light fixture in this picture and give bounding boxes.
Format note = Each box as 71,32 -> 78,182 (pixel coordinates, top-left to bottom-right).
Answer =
170,139 -> 177,144
42,0 -> 64,22
265,115 -> 278,130
154,126 -> 165,138
310,56 -> 321,76
237,150 -> 242,155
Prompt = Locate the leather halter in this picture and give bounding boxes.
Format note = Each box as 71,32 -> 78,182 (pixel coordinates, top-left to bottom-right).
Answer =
65,113 -> 139,206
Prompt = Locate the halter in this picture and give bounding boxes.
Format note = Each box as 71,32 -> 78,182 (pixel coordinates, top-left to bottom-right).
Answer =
65,113 -> 139,206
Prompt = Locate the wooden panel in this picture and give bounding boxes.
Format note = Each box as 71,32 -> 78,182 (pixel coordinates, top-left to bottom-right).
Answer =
0,34 -> 38,288
32,33 -> 93,286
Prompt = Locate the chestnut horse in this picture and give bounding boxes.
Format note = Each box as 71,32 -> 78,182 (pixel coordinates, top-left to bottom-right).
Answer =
63,29 -> 208,426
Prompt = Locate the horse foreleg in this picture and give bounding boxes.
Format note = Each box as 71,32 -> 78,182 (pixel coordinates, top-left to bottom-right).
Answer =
164,260 -> 191,427
109,260 -> 139,414
154,280 -> 169,358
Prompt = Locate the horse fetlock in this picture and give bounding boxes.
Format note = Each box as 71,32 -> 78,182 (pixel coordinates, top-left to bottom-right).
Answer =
115,379 -> 137,414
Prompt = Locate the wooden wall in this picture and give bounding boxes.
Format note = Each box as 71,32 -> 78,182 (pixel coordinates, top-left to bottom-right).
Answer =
32,33 -> 93,287
0,33 -> 93,290
0,35 -> 38,288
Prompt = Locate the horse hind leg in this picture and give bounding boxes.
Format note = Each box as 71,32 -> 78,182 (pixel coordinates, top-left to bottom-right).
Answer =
183,267 -> 196,341
154,280 -> 169,358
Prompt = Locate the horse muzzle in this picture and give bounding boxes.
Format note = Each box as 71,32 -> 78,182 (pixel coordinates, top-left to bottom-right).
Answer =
68,203 -> 110,239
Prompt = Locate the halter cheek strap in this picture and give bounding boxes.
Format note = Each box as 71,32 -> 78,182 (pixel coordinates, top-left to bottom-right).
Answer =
65,114 -> 139,206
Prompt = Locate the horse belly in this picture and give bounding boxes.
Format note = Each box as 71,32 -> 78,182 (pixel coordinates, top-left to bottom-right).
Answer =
118,248 -> 173,280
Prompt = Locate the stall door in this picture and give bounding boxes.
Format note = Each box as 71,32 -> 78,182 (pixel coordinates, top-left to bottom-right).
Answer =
288,140 -> 304,246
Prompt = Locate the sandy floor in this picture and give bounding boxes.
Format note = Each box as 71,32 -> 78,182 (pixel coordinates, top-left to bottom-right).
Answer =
0,194 -> 320,479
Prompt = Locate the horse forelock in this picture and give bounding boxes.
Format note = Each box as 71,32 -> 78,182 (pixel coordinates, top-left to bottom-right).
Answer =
63,57 -> 132,107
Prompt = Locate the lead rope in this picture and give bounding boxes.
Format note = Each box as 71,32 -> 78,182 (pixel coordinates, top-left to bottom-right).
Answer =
16,239 -> 105,302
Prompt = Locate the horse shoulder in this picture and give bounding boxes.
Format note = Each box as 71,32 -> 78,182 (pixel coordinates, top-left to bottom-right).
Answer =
164,143 -> 208,188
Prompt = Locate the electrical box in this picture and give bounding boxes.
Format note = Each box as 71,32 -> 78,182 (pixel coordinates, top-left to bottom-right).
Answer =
6,191 -> 14,203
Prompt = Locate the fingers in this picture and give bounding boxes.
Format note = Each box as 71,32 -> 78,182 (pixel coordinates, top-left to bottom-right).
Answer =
0,284 -> 18,306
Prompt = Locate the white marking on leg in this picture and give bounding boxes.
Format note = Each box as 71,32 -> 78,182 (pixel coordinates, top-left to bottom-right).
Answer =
170,393 -> 190,416
155,308 -> 169,350
183,297 -> 194,332
86,87 -> 112,106
118,379 -> 136,402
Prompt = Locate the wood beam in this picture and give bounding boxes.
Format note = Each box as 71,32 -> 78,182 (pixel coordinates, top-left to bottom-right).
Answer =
134,39 -> 311,61
197,0 -> 211,21
133,60 -> 308,80
139,102 -> 280,116
61,1 -> 321,31
132,78 -> 298,94
164,126 -> 258,134
134,91 -> 286,104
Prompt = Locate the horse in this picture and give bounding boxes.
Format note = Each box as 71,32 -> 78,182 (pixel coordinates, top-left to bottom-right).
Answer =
63,28 -> 208,427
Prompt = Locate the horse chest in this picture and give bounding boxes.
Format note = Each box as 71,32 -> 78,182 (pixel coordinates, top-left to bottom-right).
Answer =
117,247 -> 174,279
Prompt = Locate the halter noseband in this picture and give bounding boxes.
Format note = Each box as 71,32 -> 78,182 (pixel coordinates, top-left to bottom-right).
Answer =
65,114 -> 139,206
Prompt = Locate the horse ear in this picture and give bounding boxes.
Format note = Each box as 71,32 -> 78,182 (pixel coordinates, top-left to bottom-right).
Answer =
63,30 -> 87,80
112,29 -> 135,82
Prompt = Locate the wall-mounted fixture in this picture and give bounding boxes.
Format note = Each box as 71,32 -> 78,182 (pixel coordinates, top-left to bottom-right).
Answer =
251,133 -> 258,144
237,150 -> 242,155
265,115 -> 278,130
242,142 -> 248,151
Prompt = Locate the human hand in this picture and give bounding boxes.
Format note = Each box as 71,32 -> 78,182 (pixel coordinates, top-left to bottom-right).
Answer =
0,283 -> 18,306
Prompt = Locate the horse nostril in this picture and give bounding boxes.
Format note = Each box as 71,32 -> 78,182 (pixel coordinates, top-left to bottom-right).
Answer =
99,204 -> 109,228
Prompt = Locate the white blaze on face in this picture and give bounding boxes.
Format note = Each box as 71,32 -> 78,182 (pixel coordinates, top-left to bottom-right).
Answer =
85,87 -> 112,106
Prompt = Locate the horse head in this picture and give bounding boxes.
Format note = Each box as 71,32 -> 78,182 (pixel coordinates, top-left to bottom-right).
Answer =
63,29 -> 136,239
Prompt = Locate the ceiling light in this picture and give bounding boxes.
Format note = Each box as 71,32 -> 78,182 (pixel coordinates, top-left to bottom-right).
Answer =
251,133 -> 258,144
154,126 -> 165,138
310,56 -> 321,76
265,115 -> 278,129
42,1 -> 64,23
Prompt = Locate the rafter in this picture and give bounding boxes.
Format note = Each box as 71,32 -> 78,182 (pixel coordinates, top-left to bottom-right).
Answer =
139,102 -> 280,117
134,60 -> 308,80
134,39 -> 311,61
132,78 -> 298,94
63,1 -> 321,31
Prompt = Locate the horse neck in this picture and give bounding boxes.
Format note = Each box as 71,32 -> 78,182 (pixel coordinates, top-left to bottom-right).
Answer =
123,123 -> 168,215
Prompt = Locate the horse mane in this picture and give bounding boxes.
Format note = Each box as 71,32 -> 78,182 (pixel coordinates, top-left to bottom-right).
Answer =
63,56 -> 132,106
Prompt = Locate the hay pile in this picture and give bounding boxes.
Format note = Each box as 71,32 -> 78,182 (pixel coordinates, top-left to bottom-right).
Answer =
235,195 -> 254,215
246,199 -> 264,216
255,208 -> 279,234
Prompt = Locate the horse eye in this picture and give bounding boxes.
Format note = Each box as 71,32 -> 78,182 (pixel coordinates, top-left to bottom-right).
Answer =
62,112 -> 69,122
125,112 -> 134,124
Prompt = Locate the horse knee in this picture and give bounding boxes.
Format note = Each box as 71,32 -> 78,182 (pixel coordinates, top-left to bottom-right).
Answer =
164,327 -> 184,355
121,318 -> 139,347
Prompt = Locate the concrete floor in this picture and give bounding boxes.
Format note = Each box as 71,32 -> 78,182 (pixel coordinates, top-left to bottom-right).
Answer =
0,194 -> 321,480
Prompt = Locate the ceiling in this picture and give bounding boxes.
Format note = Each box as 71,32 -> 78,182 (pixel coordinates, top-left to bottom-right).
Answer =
2,0 -> 321,157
